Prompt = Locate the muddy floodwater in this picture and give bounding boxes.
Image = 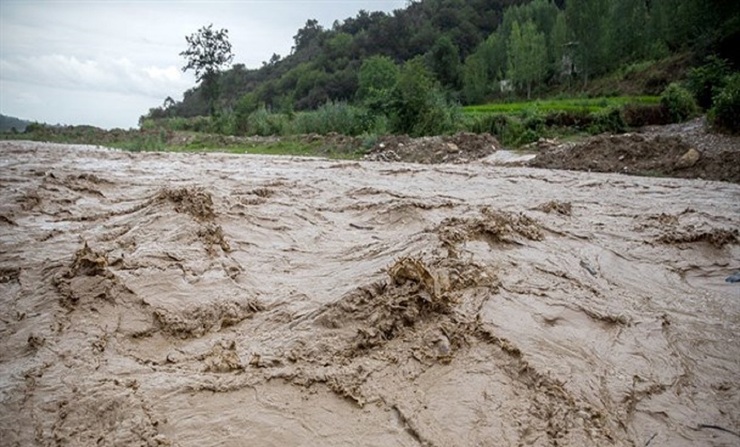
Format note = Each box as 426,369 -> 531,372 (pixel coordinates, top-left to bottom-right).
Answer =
1,141 -> 739,446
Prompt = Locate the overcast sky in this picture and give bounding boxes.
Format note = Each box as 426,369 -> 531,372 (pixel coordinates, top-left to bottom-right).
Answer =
0,0 -> 408,129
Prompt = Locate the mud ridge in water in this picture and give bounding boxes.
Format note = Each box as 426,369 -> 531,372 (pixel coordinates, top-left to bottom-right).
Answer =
434,206 -> 544,247
157,186 -> 216,221
53,243 -> 135,308
658,227 -> 738,248
535,200 -> 573,216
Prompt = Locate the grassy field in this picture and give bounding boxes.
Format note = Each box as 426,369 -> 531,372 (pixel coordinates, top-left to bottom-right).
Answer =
463,96 -> 660,114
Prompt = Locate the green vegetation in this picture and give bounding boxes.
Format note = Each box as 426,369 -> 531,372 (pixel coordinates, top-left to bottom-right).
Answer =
5,0 -> 738,151
0,122 -> 367,158
180,24 -> 234,116
463,96 -> 659,114
0,114 -> 31,133
709,73 -> 740,134
659,83 -> 698,123
140,0 -> 738,138
686,56 -> 732,110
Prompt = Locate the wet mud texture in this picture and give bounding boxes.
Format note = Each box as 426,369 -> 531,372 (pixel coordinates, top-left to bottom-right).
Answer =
1,140 -> 739,447
529,132 -> 740,183
364,132 -> 500,164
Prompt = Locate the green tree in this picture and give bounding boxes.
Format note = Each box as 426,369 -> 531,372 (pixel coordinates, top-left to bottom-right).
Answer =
390,57 -> 455,136
566,0 -> 609,86
293,19 -> 324,53
507,20 -> 547,99
462,53 -> 488,104
180,24 -> 234,116
550,11 -> 568,77
429,35 -> 461,90
608,0 -> 648,63
357,55 -> 399,114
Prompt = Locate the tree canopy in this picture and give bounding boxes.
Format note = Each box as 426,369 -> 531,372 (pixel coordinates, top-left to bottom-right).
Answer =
180,24 -> 234,82
145,0 -> 740,123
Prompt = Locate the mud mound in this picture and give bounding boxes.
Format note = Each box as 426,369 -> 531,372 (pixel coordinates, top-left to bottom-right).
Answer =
635,209 -> 738,248
535,200 -> 573,216
316,256 -> 493,354
530,133 -> 740,183
364,132 -> 499,164
197,223 -> 231,254
658,227 -> 738,248
435,207 -> 544,246
154,298 -> 263,339
0,267 -> 20,283
157,187 -> 215,221
155,187 -> 232,255
53,243 -> 133,308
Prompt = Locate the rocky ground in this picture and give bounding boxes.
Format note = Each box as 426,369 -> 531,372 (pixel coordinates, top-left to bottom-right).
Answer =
359,118 -> 739,183
528,118 -> 740,183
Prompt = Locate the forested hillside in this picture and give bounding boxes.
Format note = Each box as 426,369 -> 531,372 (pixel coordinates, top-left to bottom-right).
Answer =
142,0 -> 739,134
0,114 -> 30,133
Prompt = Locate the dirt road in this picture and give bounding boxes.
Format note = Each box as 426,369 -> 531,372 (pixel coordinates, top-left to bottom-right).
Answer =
1,141 -> 738,446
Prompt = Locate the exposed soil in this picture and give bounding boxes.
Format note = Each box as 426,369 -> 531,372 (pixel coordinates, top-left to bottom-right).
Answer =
1,140 -> 738,447
529,118 -> 740,183
364,132 -> 500,164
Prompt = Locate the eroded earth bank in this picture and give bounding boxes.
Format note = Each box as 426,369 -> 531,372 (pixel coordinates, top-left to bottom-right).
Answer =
0,141 -> 738,446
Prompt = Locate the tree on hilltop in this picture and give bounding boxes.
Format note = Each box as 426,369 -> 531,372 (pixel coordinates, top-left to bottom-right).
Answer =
180,24 -> 234,116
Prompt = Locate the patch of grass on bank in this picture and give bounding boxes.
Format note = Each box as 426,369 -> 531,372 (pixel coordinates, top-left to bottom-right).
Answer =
0,126 -> 365,159
463,96 -> 659,115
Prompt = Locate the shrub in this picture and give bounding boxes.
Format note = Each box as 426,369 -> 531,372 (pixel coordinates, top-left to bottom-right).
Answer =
463,113 -> 538,147
544,110 -> 594,129
245,107 -> 287,136
709,73 -> 740,134
686,56 -> 731,109
411,90 -> 460,136
590,107 -> 626,133
521,108 -> 545,132
660,83 -> 698,123
289,101 -> 370,136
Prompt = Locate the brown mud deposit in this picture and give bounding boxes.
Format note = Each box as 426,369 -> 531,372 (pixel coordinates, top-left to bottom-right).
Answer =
364,132 -> 500,164
530,127 -> 740,183
1,140 -> 739,446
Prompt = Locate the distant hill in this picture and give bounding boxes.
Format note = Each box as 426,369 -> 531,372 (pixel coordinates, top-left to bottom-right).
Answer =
144,0 -> 739,123
146,0 -> 533,119
0,114 -> 31,132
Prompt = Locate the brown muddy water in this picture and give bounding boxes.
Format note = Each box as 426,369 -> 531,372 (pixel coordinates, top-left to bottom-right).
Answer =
0,141 -> 739,447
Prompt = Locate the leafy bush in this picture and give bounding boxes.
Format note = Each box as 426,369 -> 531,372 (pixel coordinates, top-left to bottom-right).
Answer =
590,107 -> 626,133
244,107 -> 288,136
288,101 -> 370,136
521,108 -> 545,132
464,113 -> 539,147
543,110 -> 594,129
686,56 -> 731,109
709,73 -> 740,134
660,83 -> 697,123
410,90 -> 460,136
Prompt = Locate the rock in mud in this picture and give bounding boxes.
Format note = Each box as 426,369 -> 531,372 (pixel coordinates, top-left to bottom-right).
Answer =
676,147 -> 701,169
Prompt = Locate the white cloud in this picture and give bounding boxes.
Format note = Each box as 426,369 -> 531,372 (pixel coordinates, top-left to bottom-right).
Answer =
0,0 -> 408,128
0,55 -> 192,98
